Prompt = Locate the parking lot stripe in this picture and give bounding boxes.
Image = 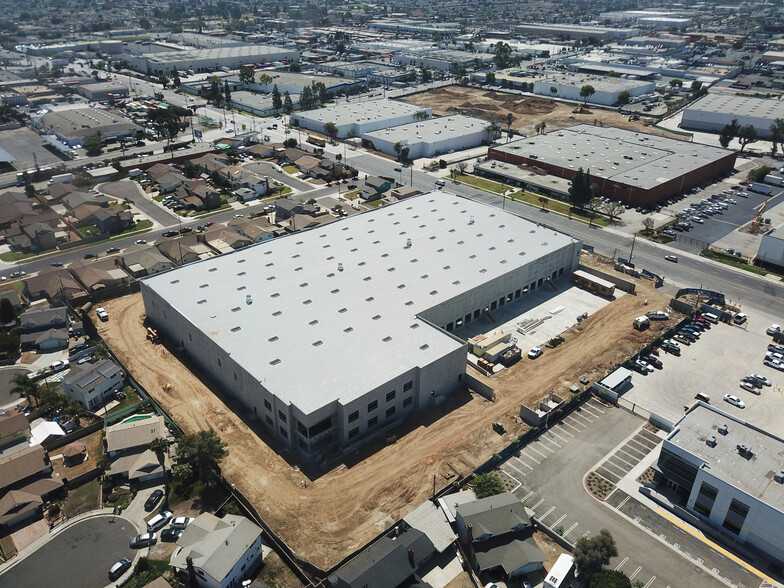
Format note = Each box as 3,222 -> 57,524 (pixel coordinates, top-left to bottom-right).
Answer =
588,400 -> 606,413
564,521 -> 579,536
616,495 -> 631,510
521,490 -> 534,502
546,429 -> 569,443
527,445 -> 550,460
644,577 -> 656,588
555,423 -> 576,437
559,419 -> 583,433
534,439 -> 557,454
614,557 -> 629,571
512,455 -> 536,470
655,508 -> 775,585
532,498 -> 544,510
551,514 -> 566,528
520,451 -> 541,465
569,412 -> 593,426
504,461 -> 527,478
540,433 -> 561,449
581,404 -> 604,417
540,506 -> 556,520
629,566 -> 642,580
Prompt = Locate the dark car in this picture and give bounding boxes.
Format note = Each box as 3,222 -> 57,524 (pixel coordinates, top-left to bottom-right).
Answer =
179,227 -> 193,234
130,532 -> 157,549
162,231 -> 178,237
144,489 -> 164,512
106,246 -> 121,253
49,261 -> 64,267
109,557 -> 132,581
83,253 -> 96,259
161,528 -> 184,542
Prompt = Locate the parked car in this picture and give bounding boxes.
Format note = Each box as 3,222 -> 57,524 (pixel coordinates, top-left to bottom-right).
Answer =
740,381 -> 761,394
83,253 -> 96,259
50,359 -> 70,372
179,226 -> 193,234
109,558 -> 132,581
170,516 -> 193,530
130,532 -> 157,549
527,346 -> 543,359
733,313 -> 747,325
162,231 -> 178,237
49,261 -> 64,267
106,246 -> 120,253
766,324 -> 781,336
161,528 -> 184,542
642,355 -> 662,369
763,358 -> 784,371
749,373 -> 772,387
135,239 -> 147,245
147,510 -> 173,532
144,489 -> 164,511
96,306 -> 108,321
632,360 -> 650,374
204,221 -> 214,227
723,394 -> 745,409
664,255 -> 678,263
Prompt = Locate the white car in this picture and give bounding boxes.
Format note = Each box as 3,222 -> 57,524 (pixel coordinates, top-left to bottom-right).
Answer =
691,217 -> 704,224
749,373 -> 772,386
96,306 -> 109,321
528,346 -> 543,359
170,516 -> 193,529
767,324 -> 781,336
740,381 -> 761,395
723,394 -> 745,409
664,339 -> 680,349
764,358 -> 784,371
147,510 -> 173,532
733,313 -> 747,325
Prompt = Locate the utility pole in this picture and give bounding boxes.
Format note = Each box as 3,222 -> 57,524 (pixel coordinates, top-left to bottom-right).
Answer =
629,234 -> 637,261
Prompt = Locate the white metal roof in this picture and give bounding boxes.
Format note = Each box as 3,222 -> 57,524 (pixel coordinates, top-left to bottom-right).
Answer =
143,194 -> 577,414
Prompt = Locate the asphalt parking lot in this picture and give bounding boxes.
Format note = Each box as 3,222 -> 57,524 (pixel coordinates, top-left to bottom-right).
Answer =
619,317 -> 784,435
1,127 -> 69,171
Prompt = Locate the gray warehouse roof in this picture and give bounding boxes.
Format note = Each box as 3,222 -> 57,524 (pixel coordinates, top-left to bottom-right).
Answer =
364,114 -> 489,144
135,44 -> 297,65
493,124 -> 734,190
537,71 -> 652,92
293,98 -> 426,128
668,404 -> 784,511
684,94 -> 784,120
38,108 -> 140,140
142,194 -> 578,414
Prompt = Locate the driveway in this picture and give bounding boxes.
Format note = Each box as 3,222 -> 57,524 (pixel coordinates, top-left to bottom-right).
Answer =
0,515 -> 136,588
0,367 -> 30,407
496,400 -> 732,588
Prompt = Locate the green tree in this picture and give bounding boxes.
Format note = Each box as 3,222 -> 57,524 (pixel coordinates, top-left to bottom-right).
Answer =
414,110 -> 430,121
324,121 -> 338,142
159,73 -> 169,89
393,141 -> 402,161
669,79 -> 683,88
737,124 -> 758,153
506,112 -> 513,132
484,121 -> 501,144
223,81 -> 231,104
300,86 -> 313,110
207,76 -> 222,104
642,217 -> 654,233
400,146 -> 410,162
486,72 -> 496,85
770,118 -> 784,157
84,132 -> 102,156
580,84 -> 596,105
748,165 -> 772,182
176,429 -> 228,484
569,167 -> 594,209
550,86 -> 558,97
151,437 -> 170,504
172,463 -> 193,483
238,65 -> 255,85
283,138 -> 298,148
590,569 -> 632,588
272,84 -> 282,113
473,472 -> 504,498
0,298 -> 15,324
573,529 -> 618,577
690,80 -> 703,94
257,73 -> 272,87
719,119 -> 740,148
283,91 -> 294,115
11,373 -> 40,406
617,90 -> 630,105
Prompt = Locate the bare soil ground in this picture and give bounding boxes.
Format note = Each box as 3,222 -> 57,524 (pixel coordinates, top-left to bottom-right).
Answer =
97,254 -> 674,570
399,86 -> 688,140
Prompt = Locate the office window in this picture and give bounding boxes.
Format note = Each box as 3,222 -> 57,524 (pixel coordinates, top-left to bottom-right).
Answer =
348,410 -> 359,423
278,410 -> 287,423
386,390 -> 396,402
694,482 -> 718,517
403,396 -> 413,407
265,415 -> 273,426
386,407 -> 396,418
404,380 -> 413,392
264,399 -> 271,411
279,426 -> 287,438
722,499 -> 749,535
348,427 -> 359,439
368,416 -> 378,428
368,400 -> 378,412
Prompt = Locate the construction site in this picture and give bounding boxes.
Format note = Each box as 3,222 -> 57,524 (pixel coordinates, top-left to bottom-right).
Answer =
95,251 -> 678,573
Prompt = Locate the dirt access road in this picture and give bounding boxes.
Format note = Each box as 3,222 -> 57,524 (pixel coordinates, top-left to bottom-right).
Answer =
400,86 -> 687,140
97,257 -> 674,571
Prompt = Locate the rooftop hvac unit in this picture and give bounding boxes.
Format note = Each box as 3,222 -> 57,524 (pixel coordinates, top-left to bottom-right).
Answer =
706,435 -> 716,447
246,295 -> 253,305
404,238 -> 412,248
776,471 -> 784,484
718,424 -> 729,435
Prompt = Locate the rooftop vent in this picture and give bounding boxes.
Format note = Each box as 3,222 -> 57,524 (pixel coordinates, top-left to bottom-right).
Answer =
737,443 -> 753,458
706,435 -> 717,447
775,471 -> 784,484
246,295 -> 253,305
718,424 -> 729,435
337,262 -> 343,272
405,238 -> 412,248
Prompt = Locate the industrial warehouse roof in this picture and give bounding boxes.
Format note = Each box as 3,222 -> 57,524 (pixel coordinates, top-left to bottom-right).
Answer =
364,114 -> 489,145
669,404 -> 784,511
293,98 -> 426,128
493,124 -> 734,190
37,108 -> 140,140
133,44 -> 297,64
142,194 -> 578,414
684,94 -> 784,120
536,71 -> 652,92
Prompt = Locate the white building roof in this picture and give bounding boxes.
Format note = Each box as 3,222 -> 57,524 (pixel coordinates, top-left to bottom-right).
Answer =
142,194 -> 578,414
294,98 -> 426,128
684,93 -> 784,120
364,114 -> 489,145
29,421 -> 65,446
536,71 -> 652,92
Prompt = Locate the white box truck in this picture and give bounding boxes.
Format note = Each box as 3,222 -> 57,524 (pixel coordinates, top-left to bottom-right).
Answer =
633,316 -> 650,330
749,182 -> 772,195
48,172 -> 73,185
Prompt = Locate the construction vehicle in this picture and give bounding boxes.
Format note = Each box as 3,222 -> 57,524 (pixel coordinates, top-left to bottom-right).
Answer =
546,335 -> 565,348
146,326 -> 160,344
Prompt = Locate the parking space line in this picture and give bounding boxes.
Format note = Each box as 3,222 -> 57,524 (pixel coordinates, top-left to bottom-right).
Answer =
614,557 -> 629,571
546,429 -> 569,443
564,522 -> 579,536
559,419 -> 583,433
540,506 -> 556,520
532,498 -> 544,510
616,495 -> 631,510
569,412 -> 593,426
581,404 -> 604,418
587,400 -> 605,413
555,422 -> 576,436
503,461 -> 527,478
551,514 -> 566,528
629,566 -> 642,580
512,455 -> 536,470
608,453 -> 636,470
520,450 -> 542,464
540,434 -> 561,449
533,440 -> 556,454
643,577 -> 656,588
521,490 -> 534,502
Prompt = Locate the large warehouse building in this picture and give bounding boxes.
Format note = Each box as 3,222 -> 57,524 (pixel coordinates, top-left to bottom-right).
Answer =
363,114 -> 492,159
291,98 -> 431,140
141,194 -> 581,460
487,124 -> 737,206
124,45 -> 300,76
533,73 -> 655,106
656,403 -> 784,566
681,94 -> 784,139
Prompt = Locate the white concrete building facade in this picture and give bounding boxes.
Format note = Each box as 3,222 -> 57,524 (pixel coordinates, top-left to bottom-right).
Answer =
681,94 -> 784,138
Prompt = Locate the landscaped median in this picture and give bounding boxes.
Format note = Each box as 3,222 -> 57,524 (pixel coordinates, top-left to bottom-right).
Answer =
450,173 -> 612,227
700,248 -> 769,277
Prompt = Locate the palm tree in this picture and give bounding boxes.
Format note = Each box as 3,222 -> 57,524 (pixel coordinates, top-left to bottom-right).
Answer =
484,122 -> 501,144
11,373 -> 40,407
150,437 -> 170,504
539,196 -> 549,210
176,429 -> 228,485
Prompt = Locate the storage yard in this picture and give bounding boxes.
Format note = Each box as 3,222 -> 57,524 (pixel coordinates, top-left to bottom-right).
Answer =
399,86 -> 689,140
97,254 -> 676,570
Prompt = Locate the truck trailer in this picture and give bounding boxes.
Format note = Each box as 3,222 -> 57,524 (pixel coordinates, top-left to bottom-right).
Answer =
749,182 -> 772,195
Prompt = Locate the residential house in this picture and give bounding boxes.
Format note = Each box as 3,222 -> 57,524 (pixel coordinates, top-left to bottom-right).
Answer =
70,203 -> 104,227
105,414 -> 172,483
5,219 -> 59,252
30,421 -> 65,446
155,236 -> 214,265
385,186 -> 423,202
231,218 -> 279,243
0,445 -> 63,528
279,147 -> 309,164
62,191 -> 110,212
20,328 -> 69,352
170,180 -> 222,211
146,163 -> 179,180
0,410 -> 30,451
93,205 -> 134,234
0,200 -> 35,228
310,159 -> 345,182
454,492 -> 545,581
218,166 -> 268,198
281,213 -> 334,233
359,176 -> 392,201
117,244 -> 173,278
327,525 -> 436,588
156,171 -> 187,194
274,198 -> 318,220
46,182 -> 78,202
170,513 -> 264,588
192,153 -> 231,174
293,155 -> 321,175
70,258 -> 133,292
19,307 -> 68,333
62,359 -> 124,410
204,229 -> 252,254
0,289 -> 24,314
23,268 -> 86,301
247,144 -> 275,159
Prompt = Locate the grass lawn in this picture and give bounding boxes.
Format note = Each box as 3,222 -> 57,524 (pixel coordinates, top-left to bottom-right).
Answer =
365,199 -> 384,208
701,249 -> 769,277
107,386 -> 141,415
63,479 -> 101,519
508,191 -> 612,227
255,551 -> 304,588
283,165 -> 299,174
454,174 -> 507,194
0,251 -> 36,262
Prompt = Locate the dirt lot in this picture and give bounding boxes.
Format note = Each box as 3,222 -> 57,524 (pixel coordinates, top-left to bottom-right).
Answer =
96,255 -> 674,571
399,86 -> 687,140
